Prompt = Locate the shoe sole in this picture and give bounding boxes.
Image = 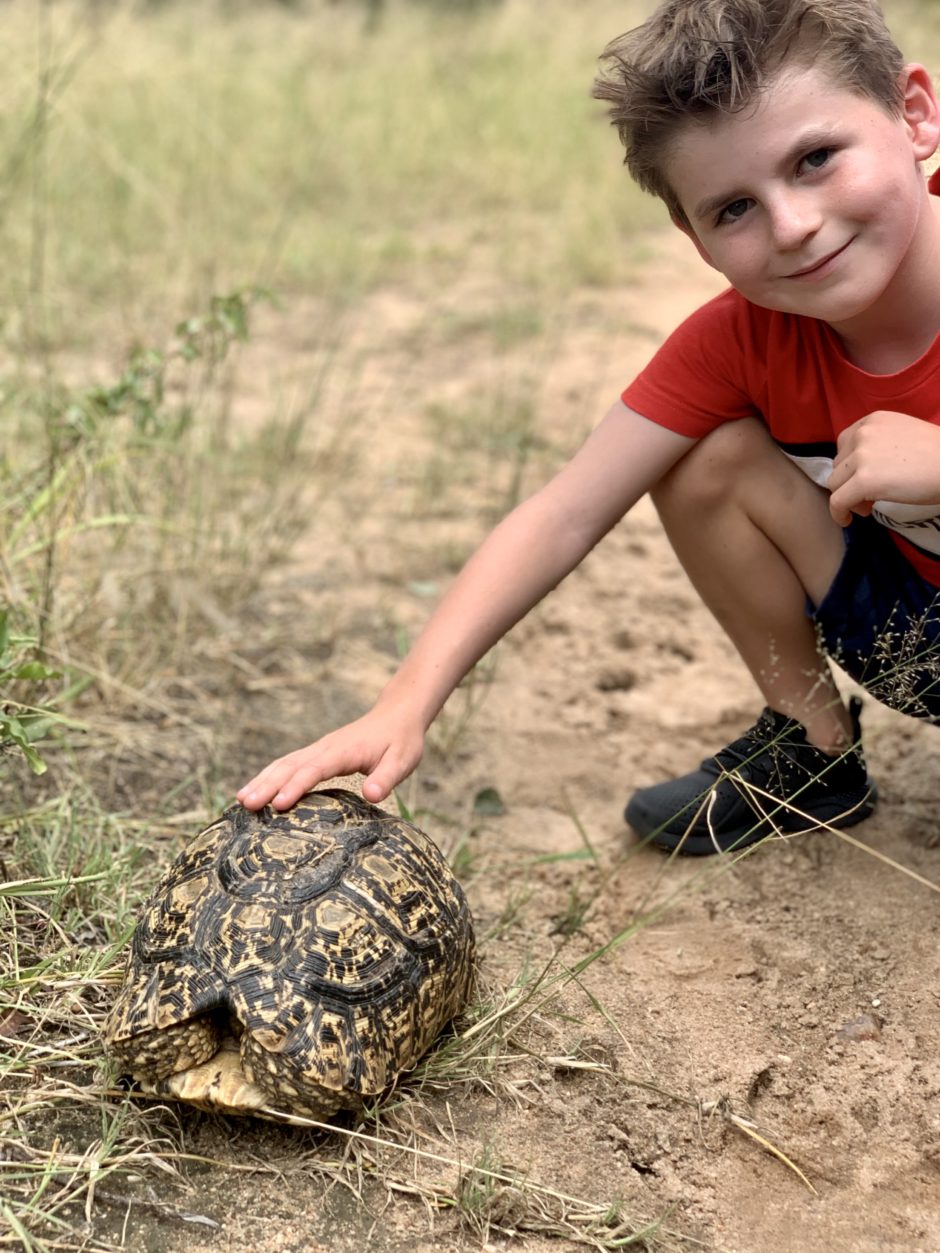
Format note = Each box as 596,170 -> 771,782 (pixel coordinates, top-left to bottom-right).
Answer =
627,783 -> 879,857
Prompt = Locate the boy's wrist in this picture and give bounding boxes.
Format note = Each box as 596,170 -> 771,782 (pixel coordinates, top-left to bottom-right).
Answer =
373,673 -> 443,735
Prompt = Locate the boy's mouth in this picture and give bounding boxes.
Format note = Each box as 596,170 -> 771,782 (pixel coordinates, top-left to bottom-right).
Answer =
785,239 -> 854,280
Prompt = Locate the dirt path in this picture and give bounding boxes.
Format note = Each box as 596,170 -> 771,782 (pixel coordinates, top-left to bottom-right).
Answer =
141,230 -> 940,1253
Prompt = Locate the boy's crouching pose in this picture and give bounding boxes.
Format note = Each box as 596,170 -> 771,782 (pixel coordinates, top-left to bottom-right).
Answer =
239,0 -> 940,856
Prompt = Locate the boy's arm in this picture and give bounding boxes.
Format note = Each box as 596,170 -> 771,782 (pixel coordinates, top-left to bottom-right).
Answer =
238,402 -> 694,811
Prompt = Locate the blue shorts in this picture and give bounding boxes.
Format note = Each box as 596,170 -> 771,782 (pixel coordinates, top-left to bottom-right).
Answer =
812,515 -> 940,723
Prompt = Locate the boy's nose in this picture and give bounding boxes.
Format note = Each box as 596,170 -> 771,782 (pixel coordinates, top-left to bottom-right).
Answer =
767,195 -> 822,251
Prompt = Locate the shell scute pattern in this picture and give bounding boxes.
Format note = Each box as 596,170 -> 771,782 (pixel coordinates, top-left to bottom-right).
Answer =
344,841 -> 459,949
106,788 -> 475,1118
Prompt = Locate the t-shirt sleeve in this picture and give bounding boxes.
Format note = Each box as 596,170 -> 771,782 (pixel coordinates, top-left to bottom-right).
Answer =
622,290 -> 764,439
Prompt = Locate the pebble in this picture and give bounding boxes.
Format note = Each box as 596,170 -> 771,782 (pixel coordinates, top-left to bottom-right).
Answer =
837,1013 -> 883,1042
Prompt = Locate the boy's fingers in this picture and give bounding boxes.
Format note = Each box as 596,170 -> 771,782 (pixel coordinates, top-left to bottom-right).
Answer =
362,775 -> 391,803
362,744 -> 421,805
829,489 -> 874,528
828,488 -> 852,527
238,735 -> 394,811
237,762 -> 297,807
360,753 -> 401,804
237,752 -> 328,811
270,774 -> 320,810
236,723 -> 422,814
267,752 -> 356,810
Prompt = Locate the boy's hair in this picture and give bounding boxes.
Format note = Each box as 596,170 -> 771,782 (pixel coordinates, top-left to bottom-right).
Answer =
593,0 -> 905,226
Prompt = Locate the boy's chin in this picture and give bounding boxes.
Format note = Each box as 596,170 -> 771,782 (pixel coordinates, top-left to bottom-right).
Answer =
744,287 -> 877,326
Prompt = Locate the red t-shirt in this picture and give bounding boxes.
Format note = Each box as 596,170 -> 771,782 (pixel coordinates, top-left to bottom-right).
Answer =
623,167 -> 940,587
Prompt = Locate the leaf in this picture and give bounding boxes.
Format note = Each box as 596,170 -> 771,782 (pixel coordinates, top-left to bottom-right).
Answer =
0,1009 -> 31,1038
21,716 -> 57,743
0,610 -> 8,661
393,792 -> 414,822
20,745 -> 46,775
11,661 -> 59,682
473,786 -> 505,817
1,714 -> 27,746
407,580 -> 439,599
0,716 -> 48,773
11,514 -> 138,564
533,848 -> 595,865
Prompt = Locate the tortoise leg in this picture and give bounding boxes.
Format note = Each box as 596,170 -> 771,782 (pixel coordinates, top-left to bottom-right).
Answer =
239,1031 -> 352,1120
151,1036 -> 270,1114
110,1014 -> 222,1083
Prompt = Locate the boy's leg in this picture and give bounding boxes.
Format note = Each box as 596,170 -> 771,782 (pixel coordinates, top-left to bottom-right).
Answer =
627,417 -> 876,854
652,417 -> 849,750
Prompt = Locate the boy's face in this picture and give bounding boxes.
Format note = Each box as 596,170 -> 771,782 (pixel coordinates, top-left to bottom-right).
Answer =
664,63 -> 940,330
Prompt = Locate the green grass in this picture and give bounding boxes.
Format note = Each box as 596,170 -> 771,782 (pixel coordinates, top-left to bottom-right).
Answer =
0,0 -> 663,354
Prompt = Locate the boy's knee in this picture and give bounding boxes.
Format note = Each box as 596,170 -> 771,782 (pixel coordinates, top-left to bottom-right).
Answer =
652,418 -> 774,512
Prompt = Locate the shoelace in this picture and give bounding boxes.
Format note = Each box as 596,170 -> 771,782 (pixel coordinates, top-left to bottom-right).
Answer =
711,714 -> 817,784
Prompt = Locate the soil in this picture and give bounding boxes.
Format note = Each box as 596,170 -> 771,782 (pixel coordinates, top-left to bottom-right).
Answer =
97,231 -> 940,1252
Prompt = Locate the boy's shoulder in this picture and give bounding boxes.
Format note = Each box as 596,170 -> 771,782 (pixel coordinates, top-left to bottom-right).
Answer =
623,287 -> 774,437
667,284 -> 823,371
624,283 -> 846,439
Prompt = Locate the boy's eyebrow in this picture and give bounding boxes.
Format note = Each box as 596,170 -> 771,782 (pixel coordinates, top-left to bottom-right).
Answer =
690,127 -> 839,224
692,188 -> 748,224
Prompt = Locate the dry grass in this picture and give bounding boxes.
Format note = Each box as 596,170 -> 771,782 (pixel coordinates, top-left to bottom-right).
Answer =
0,874 -> 672,1251
0,802 -> 841,1252
4,1 -> 940,1249
3,721 -> 848,1250
0,0 -> 664,354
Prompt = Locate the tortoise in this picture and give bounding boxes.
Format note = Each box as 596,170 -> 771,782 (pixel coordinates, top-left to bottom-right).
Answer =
105,788 -> 475,1120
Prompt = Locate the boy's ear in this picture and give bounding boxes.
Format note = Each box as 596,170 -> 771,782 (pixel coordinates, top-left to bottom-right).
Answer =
899,63 -> 940,162
671,213 -> 719,271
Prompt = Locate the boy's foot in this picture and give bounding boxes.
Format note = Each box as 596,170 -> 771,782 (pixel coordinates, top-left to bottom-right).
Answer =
625,697 -> 877,856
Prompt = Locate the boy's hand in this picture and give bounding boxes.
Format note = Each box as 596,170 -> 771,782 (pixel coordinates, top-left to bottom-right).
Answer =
236,709 -> 425,812
828,411 -> 940,526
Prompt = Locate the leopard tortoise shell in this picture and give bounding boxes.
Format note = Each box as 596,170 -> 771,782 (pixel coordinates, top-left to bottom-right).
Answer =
106,789 -> 475,1119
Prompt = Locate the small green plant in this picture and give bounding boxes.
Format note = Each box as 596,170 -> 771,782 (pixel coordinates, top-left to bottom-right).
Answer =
456,1142 -> 505,1223
62,287 -> 270,443
0,610 -> 59,775
448,829 -> 479,879
1,285 -> 311,717
550,881 -> 594,937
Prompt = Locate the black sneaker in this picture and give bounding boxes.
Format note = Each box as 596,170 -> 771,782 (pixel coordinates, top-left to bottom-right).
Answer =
625,697 -> 877,856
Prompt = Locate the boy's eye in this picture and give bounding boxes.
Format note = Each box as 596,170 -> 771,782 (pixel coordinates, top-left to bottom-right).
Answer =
717,198 -> 752,225
801,147 -> 832,173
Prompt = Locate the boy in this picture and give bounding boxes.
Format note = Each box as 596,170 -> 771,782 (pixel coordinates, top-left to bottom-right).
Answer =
239,0 -> 940,856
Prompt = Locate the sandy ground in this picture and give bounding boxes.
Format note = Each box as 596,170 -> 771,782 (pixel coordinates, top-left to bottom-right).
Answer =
103,231 -> 940,1253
